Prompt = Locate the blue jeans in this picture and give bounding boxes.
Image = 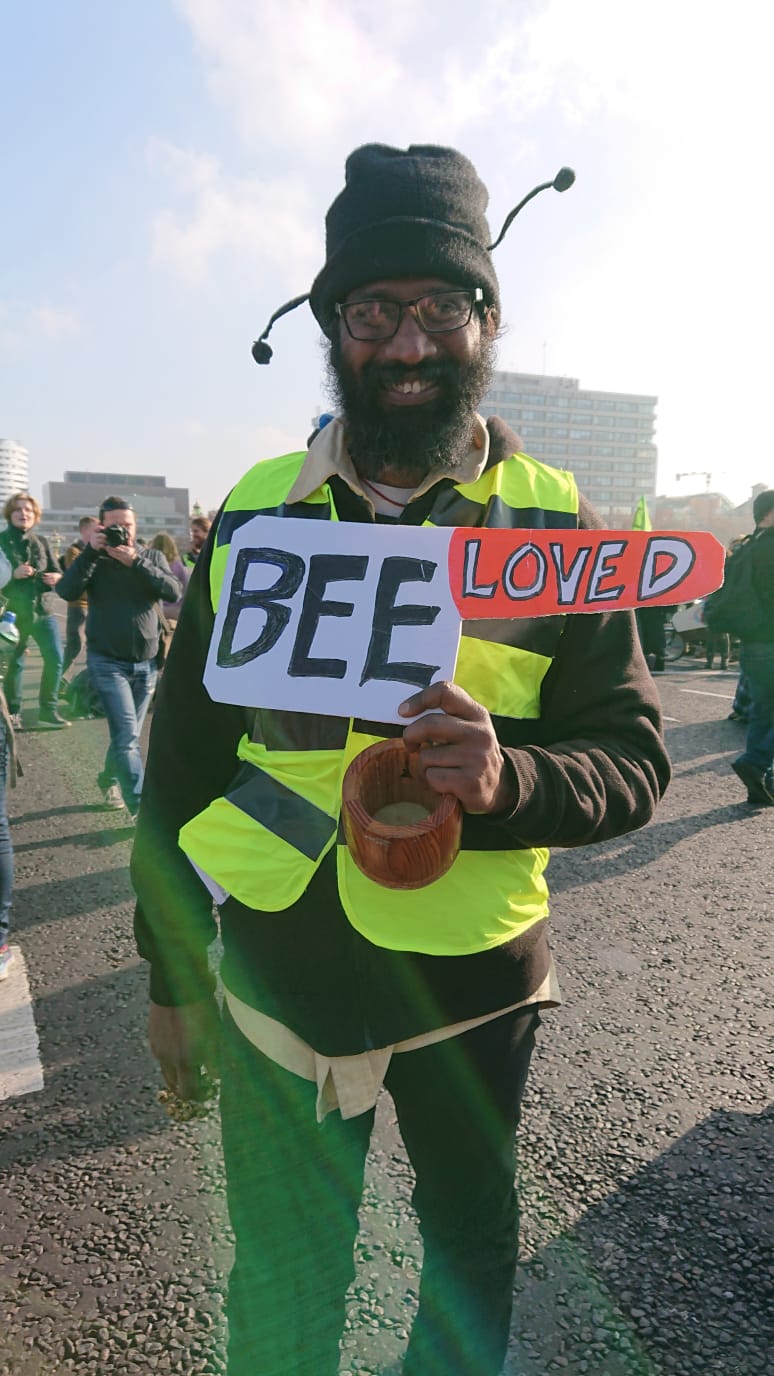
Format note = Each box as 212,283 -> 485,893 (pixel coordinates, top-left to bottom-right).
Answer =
88,652 -> 157,812
4,613 -> 64,715
0,719 -> 13,947
738,643 -> 774,773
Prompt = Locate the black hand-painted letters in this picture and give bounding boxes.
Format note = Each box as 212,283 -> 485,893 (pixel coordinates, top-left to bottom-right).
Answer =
360,557 -> 441,688
288,553 -> 368,679
217,548 -> 305,667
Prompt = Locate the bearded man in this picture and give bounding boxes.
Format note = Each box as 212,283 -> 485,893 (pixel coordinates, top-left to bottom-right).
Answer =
133,145 -> 670,1376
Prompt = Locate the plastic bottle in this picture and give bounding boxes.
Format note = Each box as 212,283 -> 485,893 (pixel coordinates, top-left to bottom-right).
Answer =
0,611 -> 20,646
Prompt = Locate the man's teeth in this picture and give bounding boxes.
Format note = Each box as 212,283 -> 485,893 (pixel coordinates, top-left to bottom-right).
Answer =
394,379 -> 431,394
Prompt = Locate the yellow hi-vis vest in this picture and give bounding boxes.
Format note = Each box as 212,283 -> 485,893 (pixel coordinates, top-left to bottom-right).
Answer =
179,449 -> 579,956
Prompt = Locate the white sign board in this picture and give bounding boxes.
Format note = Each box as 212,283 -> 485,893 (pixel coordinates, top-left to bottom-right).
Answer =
204,516 -> 460,723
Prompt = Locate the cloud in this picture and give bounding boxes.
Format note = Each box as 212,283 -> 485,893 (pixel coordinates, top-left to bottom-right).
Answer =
0,301 -> 81,351
172,0 -> 770,154
147,138 -> 319,288
174,0 -> 426,148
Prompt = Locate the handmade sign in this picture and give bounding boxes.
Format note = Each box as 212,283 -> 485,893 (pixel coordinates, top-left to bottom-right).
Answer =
204,516 -> 724,723
205,518 -> 461,722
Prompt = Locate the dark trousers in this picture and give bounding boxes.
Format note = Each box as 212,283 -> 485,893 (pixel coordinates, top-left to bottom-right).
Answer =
739,643 -> 774,773
62,604 -> 87,676
220,1003 -> 540,1376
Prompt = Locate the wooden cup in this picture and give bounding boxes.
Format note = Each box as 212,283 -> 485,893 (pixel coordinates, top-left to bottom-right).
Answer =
341,737 -> 462,890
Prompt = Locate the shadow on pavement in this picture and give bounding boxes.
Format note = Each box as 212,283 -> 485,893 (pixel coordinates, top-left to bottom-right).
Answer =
0,964 -> 187,1171
662,718 -> 742,765
10,866 -> 136,928
513,1105 -> 772,1376
8,804 -> 110,823
12,826 -> 132,854
548,802 -> 754,893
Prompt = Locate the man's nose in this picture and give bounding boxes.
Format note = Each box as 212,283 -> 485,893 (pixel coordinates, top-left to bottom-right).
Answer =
381,308 -> 438,365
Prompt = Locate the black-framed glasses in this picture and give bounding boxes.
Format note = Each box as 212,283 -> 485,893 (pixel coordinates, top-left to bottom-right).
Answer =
335,288 -> 484,341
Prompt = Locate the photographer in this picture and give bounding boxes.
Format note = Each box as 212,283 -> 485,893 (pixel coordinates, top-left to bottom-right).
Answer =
58,496 -> 181,820
0,492 -> 68,729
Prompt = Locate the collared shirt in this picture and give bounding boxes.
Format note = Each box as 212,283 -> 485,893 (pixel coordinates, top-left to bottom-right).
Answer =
286,411 -> 490,512
225,414 -> 561,1121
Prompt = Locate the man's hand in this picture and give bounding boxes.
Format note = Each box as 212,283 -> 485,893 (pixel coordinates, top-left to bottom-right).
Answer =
13,563 -> 34,579
398,681 -> 517,815
148,996 -> 220,1101
39,571 -> 61,587
105,544 -> 137,567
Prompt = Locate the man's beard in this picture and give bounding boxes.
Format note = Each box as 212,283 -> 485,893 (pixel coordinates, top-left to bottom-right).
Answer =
325,333 -> 496,484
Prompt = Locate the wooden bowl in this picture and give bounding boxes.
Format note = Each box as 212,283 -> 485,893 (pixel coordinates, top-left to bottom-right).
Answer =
341,737 -> 462,889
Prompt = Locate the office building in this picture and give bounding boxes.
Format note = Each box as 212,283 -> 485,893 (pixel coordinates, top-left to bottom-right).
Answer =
38,471 -> 191,558
0,439 -> 29,507
482,372 -> 658,523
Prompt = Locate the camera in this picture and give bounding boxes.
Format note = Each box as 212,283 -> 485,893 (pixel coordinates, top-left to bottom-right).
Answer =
104,524 -> 131,548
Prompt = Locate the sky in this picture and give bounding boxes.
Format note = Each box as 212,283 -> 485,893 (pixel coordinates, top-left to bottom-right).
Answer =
1,0 -> 771,516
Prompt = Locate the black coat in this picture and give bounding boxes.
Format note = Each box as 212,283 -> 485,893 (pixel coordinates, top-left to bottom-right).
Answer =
0,525 -> 61,623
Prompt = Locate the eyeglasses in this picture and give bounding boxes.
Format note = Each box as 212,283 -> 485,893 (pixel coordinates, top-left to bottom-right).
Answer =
335,288 -> 484,341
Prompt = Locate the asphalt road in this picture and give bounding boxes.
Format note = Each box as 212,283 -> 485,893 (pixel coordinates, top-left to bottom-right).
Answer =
0,654 -> 771,1375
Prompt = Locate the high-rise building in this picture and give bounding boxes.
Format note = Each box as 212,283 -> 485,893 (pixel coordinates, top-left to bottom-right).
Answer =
0,439 -> 30,507
482,372 -> 658,524
38,470 -> 191,558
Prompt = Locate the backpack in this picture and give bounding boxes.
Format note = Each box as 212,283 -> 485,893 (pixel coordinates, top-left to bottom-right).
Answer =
703,536 -> 769,640
64,669 -> 105,719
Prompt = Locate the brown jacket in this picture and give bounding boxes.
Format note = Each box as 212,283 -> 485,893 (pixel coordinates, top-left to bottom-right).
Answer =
63,540 -> 89,610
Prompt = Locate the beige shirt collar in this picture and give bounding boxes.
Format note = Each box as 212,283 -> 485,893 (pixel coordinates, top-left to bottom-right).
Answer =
286,413 -> 490,514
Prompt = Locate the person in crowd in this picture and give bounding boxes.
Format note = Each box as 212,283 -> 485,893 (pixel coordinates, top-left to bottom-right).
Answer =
636,604 -> 667,673
705,629 -> 730,670
148,532 -> 190,627
0,547 -> 18,982
728,673 -> 751,724
184,516 -> 211,567
132,144 -> 670,1376
731,488 -> 774,805
57,497 -> 180,820
0,493 -> 68,729
60,515 -> 100,689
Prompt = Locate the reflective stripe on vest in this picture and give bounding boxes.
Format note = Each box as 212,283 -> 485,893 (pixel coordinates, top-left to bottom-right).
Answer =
179,448 -> 578,953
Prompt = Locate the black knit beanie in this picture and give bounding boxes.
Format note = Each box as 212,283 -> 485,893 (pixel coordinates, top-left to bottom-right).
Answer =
309,144 -> 499,335
753,489 -> 774,525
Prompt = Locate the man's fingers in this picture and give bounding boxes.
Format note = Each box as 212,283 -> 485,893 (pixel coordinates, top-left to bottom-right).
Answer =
402,711 -> 474,752
398,680 -> 484,722
159,1059 -> 181,1097
160,1057 -> 209,1102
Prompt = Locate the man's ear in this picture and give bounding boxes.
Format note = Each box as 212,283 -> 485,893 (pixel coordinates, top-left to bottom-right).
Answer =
482,306 -> 500,338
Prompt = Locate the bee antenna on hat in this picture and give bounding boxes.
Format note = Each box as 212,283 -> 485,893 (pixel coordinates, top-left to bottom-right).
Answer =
251,294 -> 310,365
488,168 -> 576,252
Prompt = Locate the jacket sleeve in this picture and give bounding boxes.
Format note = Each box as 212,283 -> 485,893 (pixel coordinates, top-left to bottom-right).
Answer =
40,536 -> 61,576
56,545 -> 100,600
463,496 -> 671,850
132,519 -> 247,1005
133,550 -> 183,603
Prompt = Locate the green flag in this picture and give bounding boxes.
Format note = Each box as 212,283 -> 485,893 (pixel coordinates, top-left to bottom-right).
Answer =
632,495 -> 652,531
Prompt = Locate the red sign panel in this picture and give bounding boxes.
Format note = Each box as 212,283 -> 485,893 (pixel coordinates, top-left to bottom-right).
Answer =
448,529 -> 725,620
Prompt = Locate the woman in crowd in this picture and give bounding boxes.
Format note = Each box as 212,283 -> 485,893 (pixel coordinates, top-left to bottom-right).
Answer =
0,493 -> 68,729
148,532 -> 190,629
0,546 -> 18,981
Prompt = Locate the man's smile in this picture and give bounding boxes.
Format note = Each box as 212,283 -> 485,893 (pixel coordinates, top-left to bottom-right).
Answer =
382,375 -> 441,406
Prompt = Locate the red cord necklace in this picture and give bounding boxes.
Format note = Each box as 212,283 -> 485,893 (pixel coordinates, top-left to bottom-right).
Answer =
360,476 -> 410,509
